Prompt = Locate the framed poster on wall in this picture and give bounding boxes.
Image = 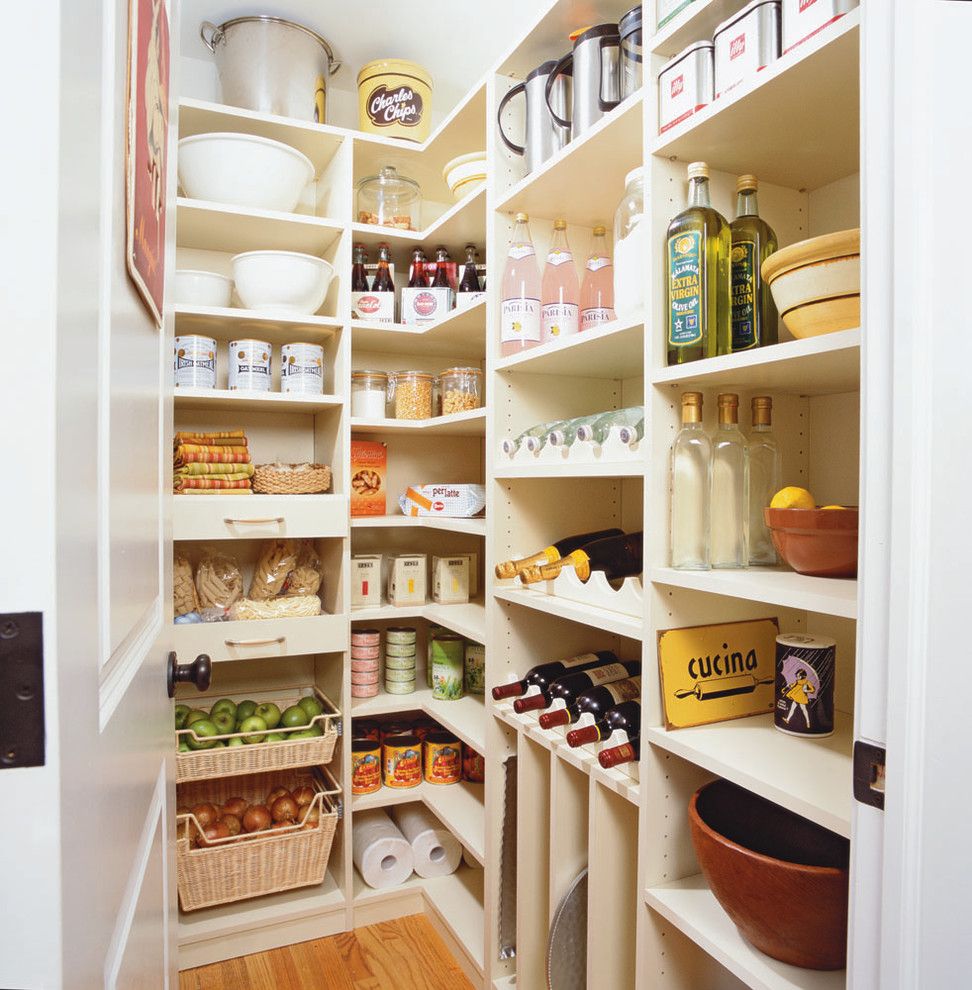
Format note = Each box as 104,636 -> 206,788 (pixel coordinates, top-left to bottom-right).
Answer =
125,0 -> 170,328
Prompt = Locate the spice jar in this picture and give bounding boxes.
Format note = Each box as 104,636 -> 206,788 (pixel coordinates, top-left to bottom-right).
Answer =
388,370 -> 434,420
439,367 -> 483,415
351,370 -> 388,419
356,166 -> 421,230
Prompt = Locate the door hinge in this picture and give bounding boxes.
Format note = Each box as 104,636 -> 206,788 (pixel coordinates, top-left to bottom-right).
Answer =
853,740 -> 886,810
0,612 -> 45,769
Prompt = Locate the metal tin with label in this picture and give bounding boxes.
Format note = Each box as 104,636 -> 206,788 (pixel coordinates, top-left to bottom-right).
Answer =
173,335 -> 217,389
382,734 -> 422,788
774,633 -> 836,737
713,0 -> 781,98
280,342 -> 324,394
424,731 -> 462,785
658,41 -> 714,134
351,738 -> 381,794
227,338 -> 272,391
781,0 -> 857,53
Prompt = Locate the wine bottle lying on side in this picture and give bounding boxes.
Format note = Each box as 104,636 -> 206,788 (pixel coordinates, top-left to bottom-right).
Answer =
597,735 -> 641,769
565,699 -> 642,747
519,531 -> 644,585
494,528 -> 624,580
538,675 -> 641,729
491,650 -> 618,702
513,661 -> 640,715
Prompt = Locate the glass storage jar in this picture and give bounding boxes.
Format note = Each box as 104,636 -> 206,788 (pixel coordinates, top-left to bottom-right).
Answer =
439,367 -> 483,415
351,370 -> 389,419
613,166 -> 647,318
388,370 -> 434,419
356,166 -> 421,230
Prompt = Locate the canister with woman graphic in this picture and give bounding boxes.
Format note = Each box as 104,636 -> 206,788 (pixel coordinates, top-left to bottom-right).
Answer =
774,633 -> 836,737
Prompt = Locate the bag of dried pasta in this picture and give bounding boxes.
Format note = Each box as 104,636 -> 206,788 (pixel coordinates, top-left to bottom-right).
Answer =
248,539 -> 299,600
173,552 -> 200,618
282,540 -> 323,598
195,550 -> 243,610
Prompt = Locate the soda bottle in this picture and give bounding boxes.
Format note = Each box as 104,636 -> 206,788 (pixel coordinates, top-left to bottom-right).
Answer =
580,225 -> 616,330
541,218 -> 580,343
500,213 -> 542,357
352,243 -> 370,291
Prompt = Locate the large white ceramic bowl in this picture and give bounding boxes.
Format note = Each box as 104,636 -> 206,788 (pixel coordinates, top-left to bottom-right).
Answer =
231,251 -> 334,314
178,133 -> 315,213
173,269 -> 233,308
443,152 -> 487,202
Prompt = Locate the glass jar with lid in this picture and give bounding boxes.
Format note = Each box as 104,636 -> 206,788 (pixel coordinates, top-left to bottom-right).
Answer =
351,370 -> 388,419
439,367 -> 483,415
388,370 -> 434,420
613,167 -> 646,318
356,166 -> 421,231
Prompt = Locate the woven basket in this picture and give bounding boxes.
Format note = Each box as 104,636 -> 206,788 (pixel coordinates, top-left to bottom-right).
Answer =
176,687 -> 340,783
252,463 -> 332,495
177,767 -> 340,911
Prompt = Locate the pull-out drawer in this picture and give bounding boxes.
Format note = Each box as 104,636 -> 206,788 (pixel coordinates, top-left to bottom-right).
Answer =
172,614 -> 348,662
173,494 -> 348,540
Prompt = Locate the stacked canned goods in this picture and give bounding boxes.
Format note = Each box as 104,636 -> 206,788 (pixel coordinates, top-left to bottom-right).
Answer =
351,628 -> 381,698
430,632 -> 465,701
385,626 -> 417,695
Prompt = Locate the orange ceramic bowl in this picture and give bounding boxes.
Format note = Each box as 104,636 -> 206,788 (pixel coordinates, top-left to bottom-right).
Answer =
764,507 -> 859,578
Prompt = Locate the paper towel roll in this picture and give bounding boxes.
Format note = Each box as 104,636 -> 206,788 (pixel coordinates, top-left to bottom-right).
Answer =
390,803 -> 462,878
352,809 -> 414,889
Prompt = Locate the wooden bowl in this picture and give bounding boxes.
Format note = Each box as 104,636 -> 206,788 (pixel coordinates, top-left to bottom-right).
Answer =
764,507 -> 859,578
689,779 -> 849,970
761,228 -> 860,338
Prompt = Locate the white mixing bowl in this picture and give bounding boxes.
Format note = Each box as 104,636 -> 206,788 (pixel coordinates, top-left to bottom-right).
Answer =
173,269 -> 233,308
178,133 -> 315,213
232,251 -> 334,314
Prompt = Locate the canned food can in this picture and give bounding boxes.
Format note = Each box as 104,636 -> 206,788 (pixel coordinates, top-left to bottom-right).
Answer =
464,642 -> 485,696
383,734 -> 423,787
385,653 -> 417,671
424,731 -> 462,784
431,635 -> 465,700
385,666 -> 416,683
386,626 -> 417,645
411,718 -> 437,743
352,720 -> 380,741
173,335 -> 217,389
227,338 -> 272,391
352,738 -> 382,794
658,40 -> 714,134
351,657 -> 380,673
351,682 -> 379,698
774,633 -> 836,737
351,628 -> 381,647
351,644 -> 381,661
280,342 -> 325,395
351,670 -> 379,686
380,721 -> 411,741
463,747 -> 486,783
384,678 -> 416,695
714,0 -> 781,98
385,641 -> 417,658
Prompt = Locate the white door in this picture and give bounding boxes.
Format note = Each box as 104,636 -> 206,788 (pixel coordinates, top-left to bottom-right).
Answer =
0,1 -> 181,987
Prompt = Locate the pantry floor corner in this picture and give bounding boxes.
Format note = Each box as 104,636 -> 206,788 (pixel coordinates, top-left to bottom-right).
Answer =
178,915 -> 476,990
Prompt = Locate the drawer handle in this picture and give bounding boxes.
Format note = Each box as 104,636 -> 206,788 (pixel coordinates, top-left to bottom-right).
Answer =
224,636 -> 287,647
223,517 -> 285,525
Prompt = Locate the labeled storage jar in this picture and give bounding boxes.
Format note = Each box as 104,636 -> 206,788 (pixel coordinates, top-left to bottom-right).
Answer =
351,370 -> 389,419
439,367 -> 483,415
613,168 -> 647,318
174,335 -> 217,389
356,166 -> 421,230
714,0 -> 781,98
388,370 -> 434,420
227,339 -> 272,391
280,342 -> 324,394
431,634 -> 465,701
658,40 -> 714,133
357,60 -> 433,143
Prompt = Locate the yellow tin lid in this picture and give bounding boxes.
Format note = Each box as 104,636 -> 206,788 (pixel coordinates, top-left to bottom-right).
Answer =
357,58 -> 433,89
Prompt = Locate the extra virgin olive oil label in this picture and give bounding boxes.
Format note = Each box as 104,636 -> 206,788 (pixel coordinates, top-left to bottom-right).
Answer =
730,241 -> 758,350
668,231 -> 704,347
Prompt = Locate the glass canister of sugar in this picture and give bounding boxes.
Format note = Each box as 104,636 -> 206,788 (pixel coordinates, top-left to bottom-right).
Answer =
351,370 -> 389,419
280,342 -> 325,394
227,339 -> 272,391
613,167 -> 647,319
173,335 -> 217,389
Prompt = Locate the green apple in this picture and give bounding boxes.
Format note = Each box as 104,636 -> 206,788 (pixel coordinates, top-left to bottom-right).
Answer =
305,724 -> 324,737
174,704 -> 191,729
297,696 -> 324,720
186,719 -> 220,750
210,699 -> 237,720
280,705 -> 310,729
184,709 -> 210,728
286,729 -> 316,740
235,700 -> 258,722
211,712 -> 235,735
226,736 -> 245,747
238,715 -> 268,744
178,741 -> 190,752
265,733 -> 286,743
254,703 -> 281,730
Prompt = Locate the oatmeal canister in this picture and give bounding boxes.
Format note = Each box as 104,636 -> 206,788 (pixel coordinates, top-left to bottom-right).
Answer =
424,731 -> 462,784
774,633 -> 836,738
431,635 -> 465,701
173,335 -> 217,389
357,59 -> 433,143
352,738 -> 381,794
280,342 -> 325,394
227,339 -> 272,391
382,734 -> 422,788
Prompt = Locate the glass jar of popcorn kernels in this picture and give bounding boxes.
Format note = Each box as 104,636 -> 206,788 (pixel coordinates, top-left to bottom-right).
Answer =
439,367 -> 483,415
388,370 -> 434,420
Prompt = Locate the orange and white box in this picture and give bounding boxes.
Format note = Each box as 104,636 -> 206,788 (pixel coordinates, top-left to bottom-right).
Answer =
388,554 -> 427,606
351,440 -> 387,516
351,554 -> 382,609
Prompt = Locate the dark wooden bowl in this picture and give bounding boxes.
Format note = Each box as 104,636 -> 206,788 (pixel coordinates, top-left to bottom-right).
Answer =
688,779 -> 849,970
764,507 -> 859,578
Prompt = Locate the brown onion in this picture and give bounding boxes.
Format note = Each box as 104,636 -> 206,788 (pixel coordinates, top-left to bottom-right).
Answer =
221,797 -> 247,818
191,803 -> 218,828
201,822 -> 230,846
292,786 -> 315,808
300,805 -> 320,827
176,805 -> 191,816
271,795 -> 299,823
265,787 -> 290,808
220,814 -> 242,836
242,804 -> 272,833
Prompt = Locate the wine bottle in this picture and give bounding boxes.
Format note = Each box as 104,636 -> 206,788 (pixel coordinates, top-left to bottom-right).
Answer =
500,419 -> 561,456
494,528 -> 624,579
618,418 -> 644,446
519,532 -> 643,585
575,406 -> 644,445
565,699 -> 642,746
516,662 -> 640,715
491,650 -> 618,702
597,736 -> 641,768
539,676 -> 641,729
547,413 -> 605,448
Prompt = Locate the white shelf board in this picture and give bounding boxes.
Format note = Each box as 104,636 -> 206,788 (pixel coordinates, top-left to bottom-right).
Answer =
651,11 -> 860,189
352,186 -> 486,252
350,599 -> 486,643
651,0 -> 751,57
645,875 -> 846,990
176,197 -> 344,255
650,567 -> 858,619
495,89 -> 644,226
423,865 -> 486,973
494,459 -> 644,479
495,315 -> 645,378
173,305 -> 341,344
351,514 -> 486,536
352,299 -> 486,359
644,713 -> 853,837
351,408 -> 485,436
493,586 -> 643,640
651,329 -> 861,395
174,388 -> 343,414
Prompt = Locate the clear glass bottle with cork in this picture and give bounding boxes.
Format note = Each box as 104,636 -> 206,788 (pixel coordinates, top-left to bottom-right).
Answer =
747,395 -> 781,565
671,392 -> 711,570
710,392 -> 749,568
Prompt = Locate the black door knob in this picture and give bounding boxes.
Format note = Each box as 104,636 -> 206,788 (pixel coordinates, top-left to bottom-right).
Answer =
167,651 -> 212,698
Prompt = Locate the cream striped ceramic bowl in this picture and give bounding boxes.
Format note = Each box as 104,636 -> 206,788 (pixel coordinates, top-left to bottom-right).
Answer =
443,152 -> 487,201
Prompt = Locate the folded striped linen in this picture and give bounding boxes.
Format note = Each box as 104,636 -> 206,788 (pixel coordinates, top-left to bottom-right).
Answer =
174,430 -> 247,445
174,446 -> 251,466
177,489 -> 253,495
174,476 -> 252,491
175,462 -> 255,477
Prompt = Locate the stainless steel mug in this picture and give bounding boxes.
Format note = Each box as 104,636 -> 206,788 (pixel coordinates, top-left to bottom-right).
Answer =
497,60 -> 571,174
545,24 -> 621,139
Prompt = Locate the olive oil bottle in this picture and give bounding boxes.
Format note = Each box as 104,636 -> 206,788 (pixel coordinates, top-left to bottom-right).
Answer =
730,175 -> 778,351
667,162 -> 731,365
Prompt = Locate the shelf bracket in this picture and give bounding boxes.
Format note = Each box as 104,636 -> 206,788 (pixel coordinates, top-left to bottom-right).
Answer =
853,740 -> 886,810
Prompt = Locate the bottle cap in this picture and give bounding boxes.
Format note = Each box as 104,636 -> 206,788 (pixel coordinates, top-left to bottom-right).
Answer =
554,218 -> 567,230
597,742 -> 636,768
681,391 -> 702,424
538,709 -> 570,730
687,161 -> 709,179
751,395 -> 773,427
514,212 -> 529,223
718,393 -> 739,425
717,393 -> 739,407
737,174 -> 758,193
565,725 -> 600,747
513,693 -> 548,714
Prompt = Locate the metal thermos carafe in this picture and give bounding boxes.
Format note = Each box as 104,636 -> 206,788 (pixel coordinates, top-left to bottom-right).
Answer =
545,24 -> 621,139
497,59 -> 571,175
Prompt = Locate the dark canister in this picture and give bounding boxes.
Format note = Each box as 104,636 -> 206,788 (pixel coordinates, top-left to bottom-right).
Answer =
774,633 -> 836,737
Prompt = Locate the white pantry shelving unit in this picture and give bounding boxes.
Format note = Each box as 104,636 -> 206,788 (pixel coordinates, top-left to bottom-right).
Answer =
169,0 -> 890,987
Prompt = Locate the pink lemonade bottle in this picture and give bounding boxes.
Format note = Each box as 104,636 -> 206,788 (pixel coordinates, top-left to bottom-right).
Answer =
540,218 -> 580,344
580,224 -> 616,330
500,212 -> 542,357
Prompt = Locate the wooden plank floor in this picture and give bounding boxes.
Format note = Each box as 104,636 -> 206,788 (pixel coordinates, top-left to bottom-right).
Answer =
179,914 -> 476,990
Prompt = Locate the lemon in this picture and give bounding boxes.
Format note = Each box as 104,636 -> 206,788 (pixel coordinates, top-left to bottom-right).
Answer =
770,486 -> 816,510
821,504 -> 848,510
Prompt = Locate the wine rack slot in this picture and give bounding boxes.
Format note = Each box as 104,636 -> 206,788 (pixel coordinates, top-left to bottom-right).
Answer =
496,561 -> 643,619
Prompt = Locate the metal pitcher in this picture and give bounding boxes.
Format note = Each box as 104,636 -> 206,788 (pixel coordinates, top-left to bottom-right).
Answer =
497,60 -> 571,175
545,24 -> 621,139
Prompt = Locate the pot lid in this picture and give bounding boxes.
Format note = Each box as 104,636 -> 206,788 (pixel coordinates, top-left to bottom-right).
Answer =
356,165 -> 421,195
